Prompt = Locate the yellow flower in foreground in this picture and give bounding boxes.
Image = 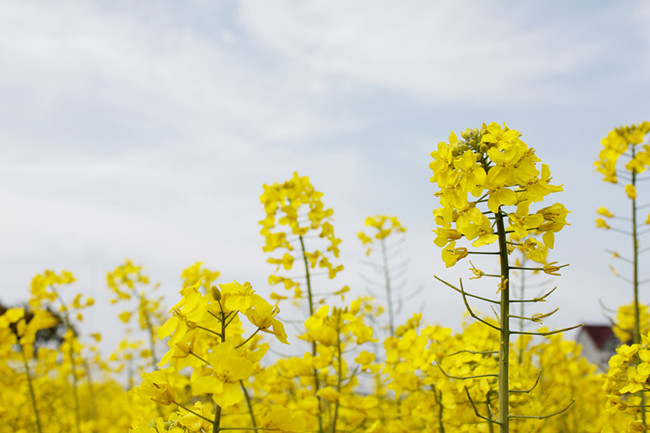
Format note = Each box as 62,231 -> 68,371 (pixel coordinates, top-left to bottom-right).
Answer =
625,184 -> 637,200
441,242 -> 468,268
245,300 -> 288,344
206,342 -> 255,407
135,371 -> 176,405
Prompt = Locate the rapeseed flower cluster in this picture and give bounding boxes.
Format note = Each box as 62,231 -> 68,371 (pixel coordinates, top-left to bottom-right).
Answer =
430,123 -> 575,433
595,122 -> 650,185
594,123 -> 650,429
430,122 -> 568,267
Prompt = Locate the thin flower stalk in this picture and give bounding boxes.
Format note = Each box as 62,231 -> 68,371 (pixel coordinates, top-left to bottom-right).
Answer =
358,215 -> 407,337
596,121 -> 650,429
430,123 -> 572,432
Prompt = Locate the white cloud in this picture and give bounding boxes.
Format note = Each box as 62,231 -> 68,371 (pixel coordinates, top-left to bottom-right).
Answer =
0,0 -> 366,153
239,0 -> 624,104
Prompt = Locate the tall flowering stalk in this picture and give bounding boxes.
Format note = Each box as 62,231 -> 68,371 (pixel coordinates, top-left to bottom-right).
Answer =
260,172 -> 344,433
358,215 -> 407,337
30,270 -> 95,433
595,122 -> 650,345
135,280 -> 294,433
297,300 -> 378,433
0,307 -> 57,433
260,172 -> 343,314
430,123 -> 576,432
595,121 -> 650,428
107,260 -> 166,372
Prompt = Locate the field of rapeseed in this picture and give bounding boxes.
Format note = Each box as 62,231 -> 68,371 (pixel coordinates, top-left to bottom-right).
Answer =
2,121 -> 650,433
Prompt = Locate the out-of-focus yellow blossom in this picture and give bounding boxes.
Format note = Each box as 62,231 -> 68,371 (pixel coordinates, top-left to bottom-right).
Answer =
260,405 -> 306,433
180,262 -> 220,290
595,121 -> 650,184
598,206 -> 614,218
316,386 -> 340,402
614,303 -> 650,343
596,218 -> 611,229
626,184 -> 638,200
29,269 -> 76,308
358,215 -> 406,256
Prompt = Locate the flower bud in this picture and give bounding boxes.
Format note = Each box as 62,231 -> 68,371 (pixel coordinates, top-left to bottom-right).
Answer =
210,285 -> 221,301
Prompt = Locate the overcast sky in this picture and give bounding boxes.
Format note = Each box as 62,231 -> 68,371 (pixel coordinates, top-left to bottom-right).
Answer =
1,0 -> 649,352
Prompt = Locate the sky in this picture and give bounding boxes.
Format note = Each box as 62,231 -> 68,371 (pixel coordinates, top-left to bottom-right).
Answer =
1,0 -> 649,353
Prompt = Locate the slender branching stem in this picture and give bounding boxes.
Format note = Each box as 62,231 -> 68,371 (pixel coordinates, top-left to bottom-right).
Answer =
299,234 -> 315,317
240,380 -> 258,429
381,238 -> 395,337
330,312 -> 343,433
299,233 -> 324,433
431,385 -> 445,433
54,289 -> 81,433
21,344 -> 43,433
236,328 -> 262,349
518,256 -> 526,364
176,402 -> 214,424
495,209 -> 510,433
82,358 -> 99,428
487,391 -> 495,433
189,350 -> 210,365
131,289 -> 159,372
213,310 -> 226,433
630,146 -> 647,427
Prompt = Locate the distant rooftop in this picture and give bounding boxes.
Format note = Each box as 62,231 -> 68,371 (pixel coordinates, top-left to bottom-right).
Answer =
579,325 -> 616,349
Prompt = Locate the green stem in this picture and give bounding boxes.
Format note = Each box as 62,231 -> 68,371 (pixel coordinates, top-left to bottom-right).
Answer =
240,380 -> 258,428
213,405 -> 223,433
176,402 -> 214,424
632,147 -> 641,345
82,358 -> 99,429
330,312 -> 343,433
496,210 -> 510,433
236,328 -> 262,349
141,300 -> 158,371
67,334 -> 82,433
518,255 -> 526,364
431,385 -> 445,433
631,146 -> 646,427
299,234 -> 315,317
380,238 -> 395,337
21,344 -> 43,433
299,233 -> 324,433
130,289 -> 159,372
487,392 -> 494,433
214,309 -> 227,433
189,350 -> 210,365
54,290 -> 81,433
127,356 -> 134,390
